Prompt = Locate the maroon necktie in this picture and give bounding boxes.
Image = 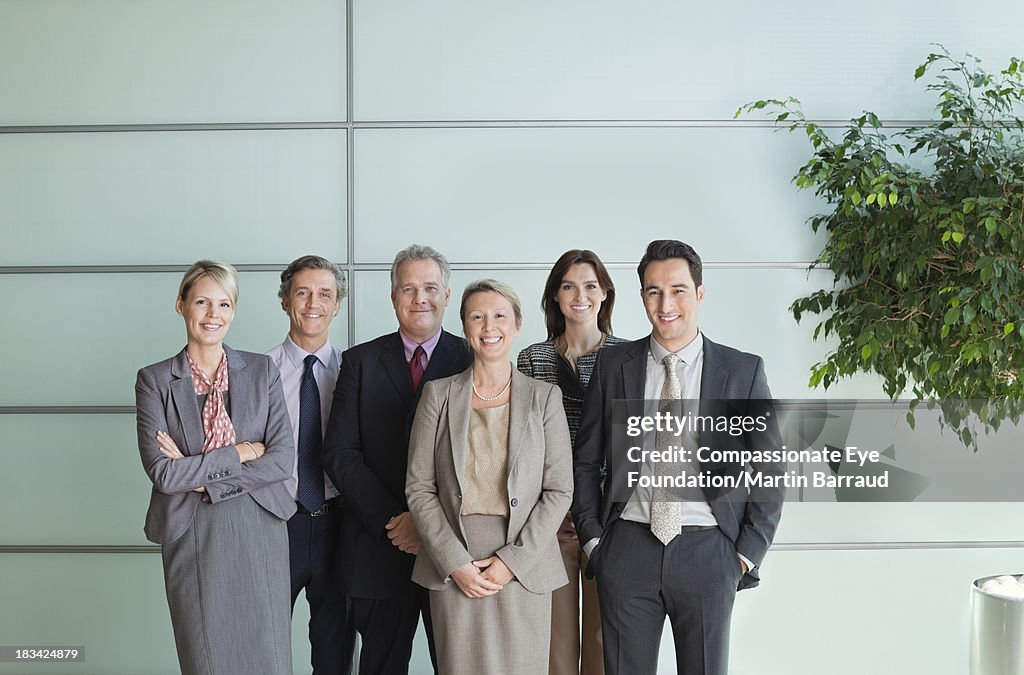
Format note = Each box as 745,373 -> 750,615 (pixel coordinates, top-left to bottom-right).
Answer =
409,345 -> 426,391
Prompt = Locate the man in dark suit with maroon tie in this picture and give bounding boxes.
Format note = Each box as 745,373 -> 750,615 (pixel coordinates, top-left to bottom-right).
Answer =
323,244 -> 472,674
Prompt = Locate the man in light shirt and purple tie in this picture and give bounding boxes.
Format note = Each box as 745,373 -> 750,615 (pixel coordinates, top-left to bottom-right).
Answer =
267,255 -> 356,674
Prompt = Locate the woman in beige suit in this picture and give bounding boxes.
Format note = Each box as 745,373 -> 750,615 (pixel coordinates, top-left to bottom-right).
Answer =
406,279 -> 574,675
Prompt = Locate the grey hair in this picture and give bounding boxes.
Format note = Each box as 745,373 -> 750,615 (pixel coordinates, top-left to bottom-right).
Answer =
460,279 -> 523,328
390,244 -> 452,292
278,255 -> 348,302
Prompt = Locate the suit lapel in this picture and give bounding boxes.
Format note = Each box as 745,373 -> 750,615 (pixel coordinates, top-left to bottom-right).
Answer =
448,369 -> 473,492
169,348 -> 205,456
506,369 -> 531,471
224,345 -> 252,439
380,333 -> 414,399
698,337 -> 729,450
621,339 -> 648,402
422,331 -> 456,383
619,339 -> 649,482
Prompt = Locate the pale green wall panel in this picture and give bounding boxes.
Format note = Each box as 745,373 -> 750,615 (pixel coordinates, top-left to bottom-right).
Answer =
0,415 -> 147,545
353,0 -> 1022,121
0,553 -> 316,675
0,0 -> 347,125
352,268 -> 884,399
724,547 -> 1024,675
0,554 -> 177,675
0,131 -> 347,266
0,272 -> 349,406
776,503 -> 1024,544
353,127 -> 825,264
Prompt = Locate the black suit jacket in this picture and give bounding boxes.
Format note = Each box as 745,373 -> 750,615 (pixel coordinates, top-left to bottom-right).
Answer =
571,335 -> 785,590
323,330 -> 473,599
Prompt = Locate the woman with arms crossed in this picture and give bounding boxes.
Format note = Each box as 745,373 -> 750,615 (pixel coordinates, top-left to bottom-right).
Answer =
135,260 -> 295,675
517,249 -> 626,675
406,279 -> 573,674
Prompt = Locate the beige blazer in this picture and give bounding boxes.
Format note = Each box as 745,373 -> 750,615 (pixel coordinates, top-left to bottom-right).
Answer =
406,367 -> 573,594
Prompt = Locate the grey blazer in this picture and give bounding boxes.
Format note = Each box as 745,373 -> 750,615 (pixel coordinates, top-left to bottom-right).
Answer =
135,345 -> 297,545
406,367 -> 573,594
572,335 -> 785,590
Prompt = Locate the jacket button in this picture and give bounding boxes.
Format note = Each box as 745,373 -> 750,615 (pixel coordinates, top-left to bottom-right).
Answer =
510,498 -> 519,508
207,474 -> 214,480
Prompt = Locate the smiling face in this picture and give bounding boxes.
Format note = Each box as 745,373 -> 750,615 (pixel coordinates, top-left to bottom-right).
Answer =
282,267 -> 341,349
641,258 -> 704,352
391,258 -> 451,343
554,263 -> 607,330
176,274 -> 235,349
463,291 -> 520,362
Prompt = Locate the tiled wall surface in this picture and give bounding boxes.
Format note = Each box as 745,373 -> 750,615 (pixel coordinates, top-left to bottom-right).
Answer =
2,1 -> 1022,672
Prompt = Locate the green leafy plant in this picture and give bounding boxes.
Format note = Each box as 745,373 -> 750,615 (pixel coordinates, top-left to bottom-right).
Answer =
737,46 -> 1024,447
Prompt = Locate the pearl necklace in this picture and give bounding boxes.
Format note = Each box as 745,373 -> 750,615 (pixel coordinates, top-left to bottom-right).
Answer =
472,372 -> 513,401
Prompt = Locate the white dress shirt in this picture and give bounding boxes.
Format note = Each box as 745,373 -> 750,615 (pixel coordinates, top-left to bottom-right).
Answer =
620,333 -> 717,526
267,336 -> 342,501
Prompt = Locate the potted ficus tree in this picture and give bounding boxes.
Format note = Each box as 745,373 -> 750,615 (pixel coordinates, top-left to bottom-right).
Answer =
737,46 -> 1024,448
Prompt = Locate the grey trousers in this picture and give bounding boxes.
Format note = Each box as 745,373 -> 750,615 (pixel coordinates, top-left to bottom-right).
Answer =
592,520 -> 742,675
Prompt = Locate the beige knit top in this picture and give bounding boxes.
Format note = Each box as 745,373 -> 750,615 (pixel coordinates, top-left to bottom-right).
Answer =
461,403 -> 511,517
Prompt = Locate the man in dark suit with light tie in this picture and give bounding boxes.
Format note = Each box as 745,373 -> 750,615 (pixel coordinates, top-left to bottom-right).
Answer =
267,255 -> 356,674
573,239 -> 786,675
322,245 -> 472,674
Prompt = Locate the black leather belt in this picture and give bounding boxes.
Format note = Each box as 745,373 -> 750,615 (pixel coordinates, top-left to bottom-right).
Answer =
296,496 -> 344,517
680,525 -> 717,533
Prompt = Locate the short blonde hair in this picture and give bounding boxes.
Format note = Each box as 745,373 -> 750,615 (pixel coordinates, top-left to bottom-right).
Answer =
178,260 -> 239,304
460,279 -> 522,328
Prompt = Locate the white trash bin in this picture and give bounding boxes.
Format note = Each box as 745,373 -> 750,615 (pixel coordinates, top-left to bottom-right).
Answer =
971,575 -> 1024,675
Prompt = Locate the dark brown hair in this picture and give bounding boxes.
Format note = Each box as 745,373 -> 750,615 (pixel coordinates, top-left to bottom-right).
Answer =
542,249 -> 616,339
636,240 -> 703,288
278,255 -> 347,302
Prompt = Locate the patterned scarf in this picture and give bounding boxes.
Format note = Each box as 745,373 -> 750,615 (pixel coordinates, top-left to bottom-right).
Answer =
187,352 -> 237,453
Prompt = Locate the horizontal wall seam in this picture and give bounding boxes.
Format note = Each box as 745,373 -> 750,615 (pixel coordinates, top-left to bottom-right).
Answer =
0,264 -> 291,275
0,406 -> 135,414
2,541 -> 1022,554
0,122 -> 351,134
0,401 -> 934,414
0,261 -> 823,275
0,119 -> 937,134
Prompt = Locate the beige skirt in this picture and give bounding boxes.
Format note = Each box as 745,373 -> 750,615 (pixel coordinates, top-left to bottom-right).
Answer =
429,514 -> 551,675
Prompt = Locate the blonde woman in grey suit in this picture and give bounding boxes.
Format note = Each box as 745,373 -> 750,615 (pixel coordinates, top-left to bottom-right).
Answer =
406,279 -> 574,675
135,260 -> 295,675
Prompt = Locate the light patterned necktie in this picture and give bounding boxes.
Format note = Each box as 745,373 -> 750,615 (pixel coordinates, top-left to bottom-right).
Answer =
650,353 -> 683,545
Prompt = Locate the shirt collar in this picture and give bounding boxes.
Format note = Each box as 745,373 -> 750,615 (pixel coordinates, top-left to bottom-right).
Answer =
282,335 -> 338,370
399,329 -> 443,363
649,331 -> 703,366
